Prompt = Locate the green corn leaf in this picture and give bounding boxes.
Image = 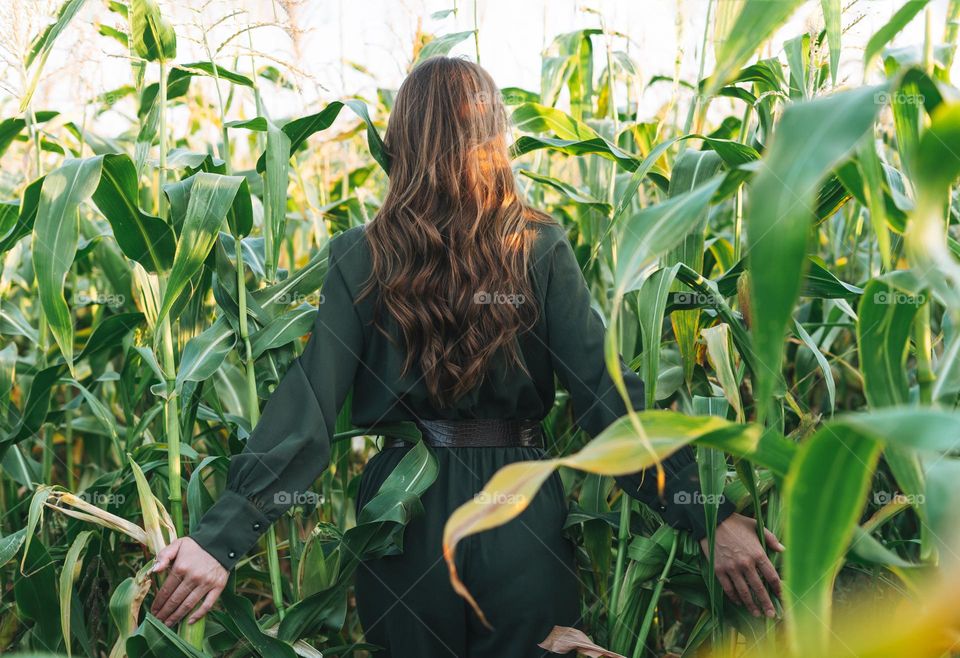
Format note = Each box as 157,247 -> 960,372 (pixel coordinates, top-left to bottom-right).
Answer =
278,438 -> 436,641
155,173 -> 245,330
15,539 -> 62,652
905,102 -> 960,309
416,30 -> 476,62
25,0 -> 89,68
820,0 -> 841,84
175,317 -> 236,393
864,0 -> 932,71
706,0 -> 805,95
139,62 -> 254,121
857,134 -> 893,268
0,176 -> 44,256
667,149 -> 725,383
185,456 -> 229,537
250,244 -> 330,317
108,565 -> 152,658
2,313 -> 142,449
802,258 -> 864,298
0,112 -> 58,159
255,100 -> 387,174
263,119 -> 291,281
61,379 -> 122,452
782,407 -> 960,652
59,530 -> 93,658
127,613 -> 208,657
857,271 -> 927,407
0,528 -> 27,568
553,29 -> 598,120
20,0 -> 88,112
512,102 -> 600,139
924,459 -> 960,562
216,591 -> 298,658
0,305 -> 37,344
511,135 -> 661,179
249,303 -> 316,360
783,425 -> 881,656
831,407 -> 960,453
746,84 -> 885,418
857,271 -> 933,545
616,175 -> 724,294
32,157 -> 104,374
785,33 -> 811,100
91,153 -> 175,272
637,264 -> 680,408
793,319 -> 836,415
129,0 -> 176,62
518,169 -> 611,214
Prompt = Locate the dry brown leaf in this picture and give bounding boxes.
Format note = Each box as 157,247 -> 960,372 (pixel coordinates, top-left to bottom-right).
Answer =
538,625 -> 627,658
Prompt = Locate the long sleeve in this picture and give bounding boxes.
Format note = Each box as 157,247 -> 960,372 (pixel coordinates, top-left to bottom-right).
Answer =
188,238 -> 363,570
542,230 -> 734,540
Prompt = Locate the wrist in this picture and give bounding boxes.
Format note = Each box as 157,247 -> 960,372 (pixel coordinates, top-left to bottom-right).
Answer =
188,489 -> 271,571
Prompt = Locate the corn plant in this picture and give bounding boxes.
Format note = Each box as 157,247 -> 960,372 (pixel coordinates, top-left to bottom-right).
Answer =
0,1 -> 959,657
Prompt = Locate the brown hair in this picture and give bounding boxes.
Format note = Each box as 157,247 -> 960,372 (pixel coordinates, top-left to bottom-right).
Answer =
359,56 -> 553,408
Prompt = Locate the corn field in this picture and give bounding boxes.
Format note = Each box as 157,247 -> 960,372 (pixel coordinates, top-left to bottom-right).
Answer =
0,0 -> 959,656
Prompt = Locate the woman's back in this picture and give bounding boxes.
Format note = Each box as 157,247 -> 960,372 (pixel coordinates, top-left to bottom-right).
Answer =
327,220 -> 644,432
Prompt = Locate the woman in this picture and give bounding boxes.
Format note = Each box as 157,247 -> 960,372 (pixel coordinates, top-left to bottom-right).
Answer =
151,56 -> 784,657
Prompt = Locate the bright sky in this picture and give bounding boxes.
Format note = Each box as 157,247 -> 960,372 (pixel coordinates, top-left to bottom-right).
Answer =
3,0 -> 955,139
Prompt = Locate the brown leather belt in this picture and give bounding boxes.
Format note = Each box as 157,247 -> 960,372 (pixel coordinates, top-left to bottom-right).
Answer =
383,418 -> 543,449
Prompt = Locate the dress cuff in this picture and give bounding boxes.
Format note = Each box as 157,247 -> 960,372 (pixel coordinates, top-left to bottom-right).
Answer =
661,461 -> 736,541
187,489 -> 271,571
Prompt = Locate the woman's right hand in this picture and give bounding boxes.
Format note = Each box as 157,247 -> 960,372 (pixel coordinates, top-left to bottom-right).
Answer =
150,537 -> 229,626
699,513 -> 785,618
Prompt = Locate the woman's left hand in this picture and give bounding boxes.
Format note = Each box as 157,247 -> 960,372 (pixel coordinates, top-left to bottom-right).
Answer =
150,537 -> 230,626
699,513 -> 785,618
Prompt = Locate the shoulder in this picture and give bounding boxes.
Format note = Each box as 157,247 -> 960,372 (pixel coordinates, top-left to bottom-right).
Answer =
327,225 -> 371,271
531,218 -> 567,250
528,218 -> 577,283
326,225 -> 372,291
328,224 -> 368,261
529,219 -> 569,267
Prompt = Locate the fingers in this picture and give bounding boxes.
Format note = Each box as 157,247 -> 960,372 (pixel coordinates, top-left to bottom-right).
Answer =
764,528 -> 785,552
717,572 -> 739,606
150,569 -> 182,616
188,586 -> 224,625
757,553 -> 783,599
742,563 -> 776,618
729,570 -> 759,616
165,586 -> 209,627
153,577 -> 193,623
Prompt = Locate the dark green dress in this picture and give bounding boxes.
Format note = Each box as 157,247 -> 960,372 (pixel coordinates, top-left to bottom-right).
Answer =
189,221 -> 732,657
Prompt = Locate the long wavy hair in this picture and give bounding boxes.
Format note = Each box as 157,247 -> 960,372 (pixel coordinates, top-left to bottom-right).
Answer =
359,56 -> 553,408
